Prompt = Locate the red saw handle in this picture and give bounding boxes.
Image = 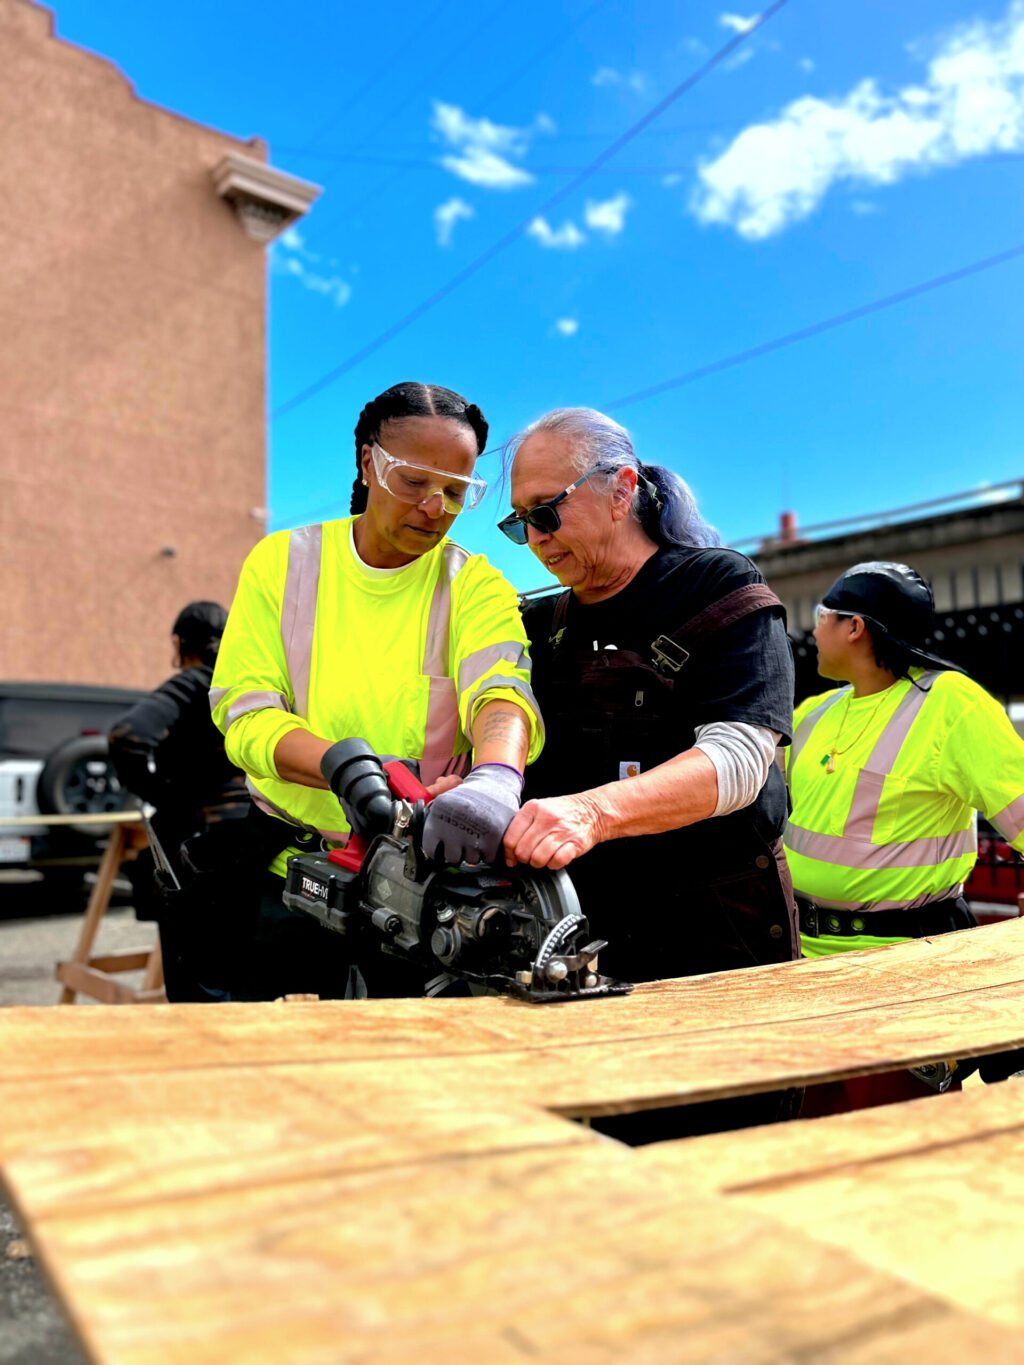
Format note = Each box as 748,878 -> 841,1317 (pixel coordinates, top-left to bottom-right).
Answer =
327,760 -> 434,872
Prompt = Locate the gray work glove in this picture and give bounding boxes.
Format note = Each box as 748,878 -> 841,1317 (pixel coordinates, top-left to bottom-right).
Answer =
421,763 -> 524,866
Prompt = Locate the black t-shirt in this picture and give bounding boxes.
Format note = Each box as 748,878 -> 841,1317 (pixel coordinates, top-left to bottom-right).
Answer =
522,544 -> 794,870
108,665 -> 246,844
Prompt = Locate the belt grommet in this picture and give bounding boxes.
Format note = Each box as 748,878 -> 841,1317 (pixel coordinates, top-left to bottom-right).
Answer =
755,854 -> 770,869
769,924 -> 783,939
851,917 -> 865,932
827,916 -> 841,932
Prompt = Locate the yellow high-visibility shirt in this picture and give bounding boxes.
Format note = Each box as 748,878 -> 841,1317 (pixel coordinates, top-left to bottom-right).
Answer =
785,667 -> 1024,956
211,518 -> 543,872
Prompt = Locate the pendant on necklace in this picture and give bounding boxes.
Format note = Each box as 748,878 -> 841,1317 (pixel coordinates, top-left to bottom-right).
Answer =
825,752 -> 836,774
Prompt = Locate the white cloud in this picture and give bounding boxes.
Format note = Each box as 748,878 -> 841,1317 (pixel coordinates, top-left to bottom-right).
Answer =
584,192 -> 632,235
662,172 -> 684,187
850,198 -> 881,215
434,197 -> 474,246
431,100 -> 545,191
273,231 -> 352,307
555,317 -> 579,336
719,12 -> 758,34
591,65 -> 648,93
439,149 -> 533,189
693,1 -> 1024,239
526,216 -> 586,250
723,45 -> 756,72
592,66 -> 620,87
799,57 -> 815,73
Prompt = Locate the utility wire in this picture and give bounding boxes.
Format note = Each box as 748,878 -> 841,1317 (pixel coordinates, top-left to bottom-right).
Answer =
275,120 -> 716,162
272,243 -> 1024,527
289,0 -> 455,158
271,149 -> 697,175
274,0 -> 787,421
299,0 -> 511,240
604,242 -> 1024,411
307,0 -> 614,241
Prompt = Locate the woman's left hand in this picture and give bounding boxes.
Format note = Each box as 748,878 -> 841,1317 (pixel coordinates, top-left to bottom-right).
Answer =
503,794 -> 603,870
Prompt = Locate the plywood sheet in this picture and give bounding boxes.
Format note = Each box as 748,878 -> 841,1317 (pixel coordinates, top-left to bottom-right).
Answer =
6,1135 -> 1018,1364
3,921 -> 1023,1120
645,1080 -> 1024,1328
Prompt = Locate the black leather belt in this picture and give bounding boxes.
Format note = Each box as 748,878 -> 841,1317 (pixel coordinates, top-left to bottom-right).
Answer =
797,895 -> 975,940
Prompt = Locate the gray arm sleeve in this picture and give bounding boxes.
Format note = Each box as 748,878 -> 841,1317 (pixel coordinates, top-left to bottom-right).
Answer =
693,722 -> 782,817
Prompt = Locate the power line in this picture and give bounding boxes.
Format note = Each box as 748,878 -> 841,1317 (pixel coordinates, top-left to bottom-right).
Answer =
604,242 -> 1024,411
296,0 -> 511,241
305,0 -> 614,242
276,120 -> 716,162
273,1 -> 787,421
289,0 -> 455,158
271,148 -> 697,175
273,243 -> 1024,528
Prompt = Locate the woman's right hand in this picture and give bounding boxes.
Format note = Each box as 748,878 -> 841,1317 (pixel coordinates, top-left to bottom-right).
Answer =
425,774 -> 462,799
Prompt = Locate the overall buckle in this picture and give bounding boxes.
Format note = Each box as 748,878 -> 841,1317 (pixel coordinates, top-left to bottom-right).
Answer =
651,636 -> 689,673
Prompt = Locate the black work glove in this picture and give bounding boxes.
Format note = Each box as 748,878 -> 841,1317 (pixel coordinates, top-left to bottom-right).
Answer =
421,764 -> 523,866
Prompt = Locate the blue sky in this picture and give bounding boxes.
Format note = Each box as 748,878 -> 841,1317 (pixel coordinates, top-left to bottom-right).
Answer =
55,0 -> 1024,590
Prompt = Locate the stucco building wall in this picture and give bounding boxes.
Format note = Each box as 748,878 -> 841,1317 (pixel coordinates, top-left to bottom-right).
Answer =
0,0 -> 269,687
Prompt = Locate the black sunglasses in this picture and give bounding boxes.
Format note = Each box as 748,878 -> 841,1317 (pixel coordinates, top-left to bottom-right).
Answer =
497,472 -> 594,545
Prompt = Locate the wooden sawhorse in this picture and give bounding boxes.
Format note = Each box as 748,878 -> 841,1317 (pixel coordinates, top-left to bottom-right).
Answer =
50,811 -> 166,1004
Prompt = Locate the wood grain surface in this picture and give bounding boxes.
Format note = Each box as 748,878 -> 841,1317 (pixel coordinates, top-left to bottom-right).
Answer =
644,1077 -> 1024,1329
3,919 -> 1024,1360
3,919 -> 1023,1118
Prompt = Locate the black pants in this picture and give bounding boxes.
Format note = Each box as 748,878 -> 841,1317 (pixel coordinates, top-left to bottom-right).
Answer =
576,835 -> 802,1145
225,874 -> 430,1002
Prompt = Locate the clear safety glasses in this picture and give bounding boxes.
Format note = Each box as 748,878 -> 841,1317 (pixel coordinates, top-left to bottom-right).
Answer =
370,442 -> 487,515
497,472 -> 594,545
813,603 -> 855,626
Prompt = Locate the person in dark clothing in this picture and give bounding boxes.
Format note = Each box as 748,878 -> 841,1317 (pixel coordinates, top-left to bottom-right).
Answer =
500,408 -> 799,1142
108,601 -> 248,1002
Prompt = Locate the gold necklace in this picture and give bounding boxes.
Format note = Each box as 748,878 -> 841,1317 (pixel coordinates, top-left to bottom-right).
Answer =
822,690 -> 890,774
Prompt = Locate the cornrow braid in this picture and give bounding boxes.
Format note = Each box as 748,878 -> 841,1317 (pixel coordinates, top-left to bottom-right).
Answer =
350,382 -> 489,514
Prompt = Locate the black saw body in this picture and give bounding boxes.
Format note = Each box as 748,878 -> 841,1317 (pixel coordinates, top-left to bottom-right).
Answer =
281,739 -> 632,1003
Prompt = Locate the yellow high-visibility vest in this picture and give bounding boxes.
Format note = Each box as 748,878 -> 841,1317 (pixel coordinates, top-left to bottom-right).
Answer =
785,667 -> 1024,925
211,518 -> 543,869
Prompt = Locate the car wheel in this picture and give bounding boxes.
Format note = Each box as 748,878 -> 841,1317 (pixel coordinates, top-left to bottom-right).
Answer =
36,735 -> 133,838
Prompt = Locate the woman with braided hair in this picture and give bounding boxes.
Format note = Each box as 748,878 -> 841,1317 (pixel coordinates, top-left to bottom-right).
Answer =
210,381 -> 543,1000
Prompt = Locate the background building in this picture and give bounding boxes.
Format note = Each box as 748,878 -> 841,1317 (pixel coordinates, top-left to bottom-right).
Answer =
0,0 -> 317,687
749,483 -> 1024,714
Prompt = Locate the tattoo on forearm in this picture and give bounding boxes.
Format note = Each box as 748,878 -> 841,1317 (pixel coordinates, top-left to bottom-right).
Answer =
478,707 -> 529,753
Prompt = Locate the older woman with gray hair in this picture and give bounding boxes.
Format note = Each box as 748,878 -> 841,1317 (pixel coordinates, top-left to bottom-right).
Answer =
500,407 -> 798,995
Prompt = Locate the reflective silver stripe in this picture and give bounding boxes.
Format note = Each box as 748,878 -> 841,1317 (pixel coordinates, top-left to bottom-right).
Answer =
843,674 -> 937,839
462,675 -> 543,744
992,793 -> 1024,843
209,686 -> 230,711
860,672 -> 937,772
789,689 -> 848,771
246,777 -> 349,845
420,752 -> 472,788
423,542 -> 469,676
421,676 -> 462,781
785,820 -> 976,869
281,524 -> 323,718
419,543 -> 472,778
223,691 -> 290,731
809,886 -> 965,912
457,641 -> 528,696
